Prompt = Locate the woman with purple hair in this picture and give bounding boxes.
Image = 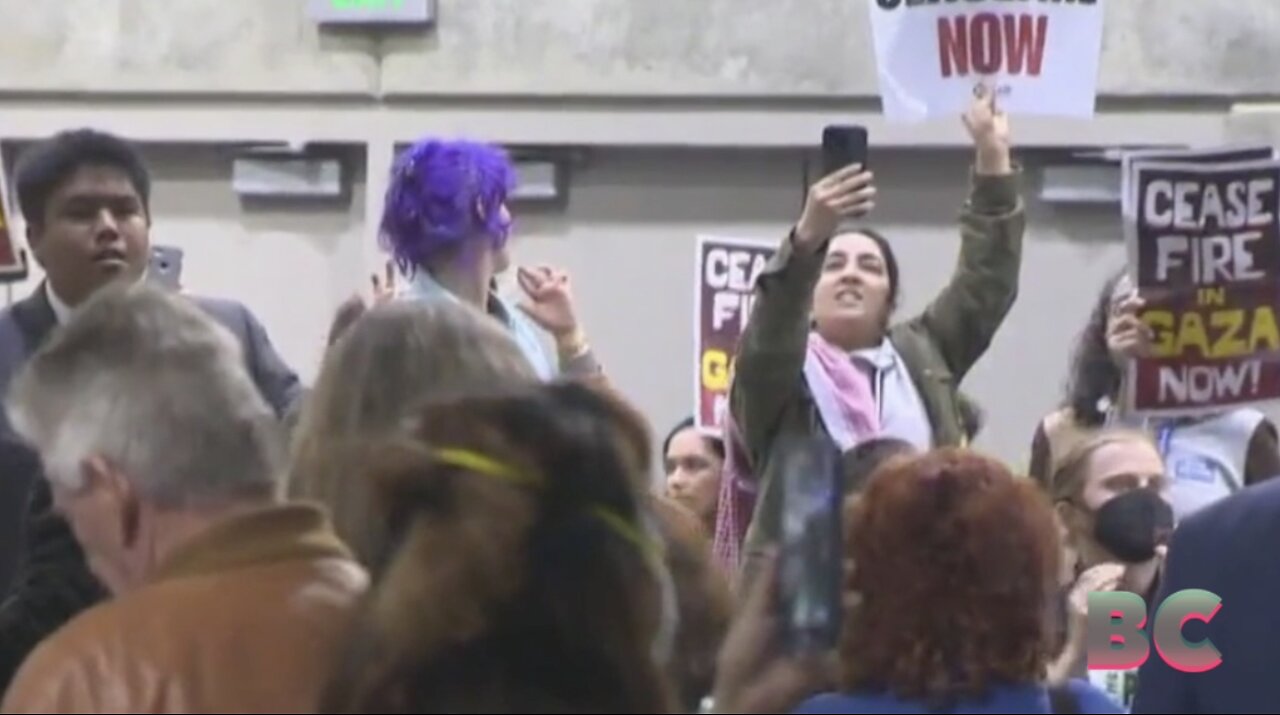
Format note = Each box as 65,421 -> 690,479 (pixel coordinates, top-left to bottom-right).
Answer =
380,138 -> 601,380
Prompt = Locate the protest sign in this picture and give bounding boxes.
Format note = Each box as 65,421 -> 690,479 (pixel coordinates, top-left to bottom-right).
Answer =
0,164 -> 25,281
867,0 -> 1105,122
1121,147 -> 1277,277
1124,157 -> 1280,415
1121,147 -> 1276,220
694,236 -> 775,433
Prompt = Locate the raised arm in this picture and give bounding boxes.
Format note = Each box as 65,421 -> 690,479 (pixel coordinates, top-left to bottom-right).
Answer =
513,265 -> 608,385
730,165 -> 876,462
915,88 -> 1025,380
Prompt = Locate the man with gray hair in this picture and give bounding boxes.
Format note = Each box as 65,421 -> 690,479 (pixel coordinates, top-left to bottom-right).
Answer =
0,284 -> 365,713
0,128 -> 304,694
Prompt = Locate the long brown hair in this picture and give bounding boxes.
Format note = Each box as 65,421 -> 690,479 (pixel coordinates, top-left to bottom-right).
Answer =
321,382 -> 678,713
288,300 -> 537,564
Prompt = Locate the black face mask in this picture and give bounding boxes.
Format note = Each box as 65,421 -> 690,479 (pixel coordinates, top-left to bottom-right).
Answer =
1093,489 -> 1174,564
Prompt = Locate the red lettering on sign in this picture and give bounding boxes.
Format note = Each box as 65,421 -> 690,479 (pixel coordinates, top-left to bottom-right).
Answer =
938,13 -> 1049,79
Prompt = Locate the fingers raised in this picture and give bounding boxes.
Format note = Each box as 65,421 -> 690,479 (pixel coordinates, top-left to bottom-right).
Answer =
516,269 -> 538,298
1113,294 -> 1145,316
821,163 -> 865,186
830,185 -> 876,207
834,170 -> 874,193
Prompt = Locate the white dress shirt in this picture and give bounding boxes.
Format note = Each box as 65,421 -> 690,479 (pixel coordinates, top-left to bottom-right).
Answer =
44,283 -> 73,325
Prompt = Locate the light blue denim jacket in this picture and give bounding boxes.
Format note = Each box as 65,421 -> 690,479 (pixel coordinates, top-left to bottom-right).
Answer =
399,270 -> 557,380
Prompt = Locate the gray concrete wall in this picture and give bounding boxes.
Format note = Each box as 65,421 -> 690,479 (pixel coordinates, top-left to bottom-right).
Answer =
0,0 -> 1275,98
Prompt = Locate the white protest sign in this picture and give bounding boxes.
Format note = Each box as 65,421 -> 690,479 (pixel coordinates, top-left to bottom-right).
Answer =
867,0 -> 1105,122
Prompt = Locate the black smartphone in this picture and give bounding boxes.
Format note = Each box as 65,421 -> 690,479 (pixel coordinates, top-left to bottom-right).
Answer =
822,125 -> 869,177
776,434 -> 844,653
149,245 -> 184,291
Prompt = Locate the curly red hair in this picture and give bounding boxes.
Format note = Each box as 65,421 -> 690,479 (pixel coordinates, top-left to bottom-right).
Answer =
841,448 -> 1060,705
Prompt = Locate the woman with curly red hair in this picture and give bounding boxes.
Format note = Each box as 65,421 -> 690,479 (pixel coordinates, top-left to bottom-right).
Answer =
793,449 -> 1122,714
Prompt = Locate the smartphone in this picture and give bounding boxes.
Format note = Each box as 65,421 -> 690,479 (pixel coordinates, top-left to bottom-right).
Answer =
822,125 -> 870,177
149,245 -> 184,291
776,434 -> 844,653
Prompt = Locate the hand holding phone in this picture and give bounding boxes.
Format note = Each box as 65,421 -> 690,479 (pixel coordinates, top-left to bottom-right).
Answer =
796,141 -> 876,250
776,435 -> 844,654
822,125 -> 869,177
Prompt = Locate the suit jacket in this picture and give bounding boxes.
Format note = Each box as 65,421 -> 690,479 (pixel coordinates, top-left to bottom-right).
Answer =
0,284 -> 302,694
1131,477 -> 1280,714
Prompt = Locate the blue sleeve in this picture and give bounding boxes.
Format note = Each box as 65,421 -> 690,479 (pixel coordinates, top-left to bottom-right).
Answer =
1067,679 -> 1126,714
1130,519 -> 1203,714
239,304 -> 304,421
791,693 -> 854,714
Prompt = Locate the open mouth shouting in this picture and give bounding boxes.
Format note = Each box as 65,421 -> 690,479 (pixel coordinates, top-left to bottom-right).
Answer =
835,285 -> 864,308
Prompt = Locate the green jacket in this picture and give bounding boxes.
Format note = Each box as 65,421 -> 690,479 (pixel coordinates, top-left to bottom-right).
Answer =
730,169 -> 1025,585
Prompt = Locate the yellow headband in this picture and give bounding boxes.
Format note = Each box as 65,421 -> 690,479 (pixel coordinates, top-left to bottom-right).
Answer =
431,446 -> 664,567
587,505 -> 666,574
432,447 -> 545,489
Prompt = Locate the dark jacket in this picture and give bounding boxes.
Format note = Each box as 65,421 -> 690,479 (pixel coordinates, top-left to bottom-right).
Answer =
1132,477 -> 1280,714
0,285 -> 302,693
731,169 -> 1025,586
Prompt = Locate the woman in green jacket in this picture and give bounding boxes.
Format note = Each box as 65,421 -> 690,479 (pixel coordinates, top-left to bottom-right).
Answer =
718,88 -> 1026,585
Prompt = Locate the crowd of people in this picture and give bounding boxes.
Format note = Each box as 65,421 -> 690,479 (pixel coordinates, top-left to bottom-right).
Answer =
0,87 -> 1272,714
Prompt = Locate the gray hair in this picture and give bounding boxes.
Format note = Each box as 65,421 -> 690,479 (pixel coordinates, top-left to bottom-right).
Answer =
5,283 -> 285,506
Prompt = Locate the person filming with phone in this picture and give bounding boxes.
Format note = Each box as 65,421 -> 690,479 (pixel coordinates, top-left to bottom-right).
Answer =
721,87 -> 1025,584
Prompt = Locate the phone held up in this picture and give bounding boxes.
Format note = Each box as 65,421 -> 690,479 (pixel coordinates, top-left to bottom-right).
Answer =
822,124 -> 870,178
148,245 -> 184,292
776,433 -> 844,654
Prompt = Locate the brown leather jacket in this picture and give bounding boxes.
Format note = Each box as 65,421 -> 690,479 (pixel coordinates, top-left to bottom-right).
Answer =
1,503 -> 368,714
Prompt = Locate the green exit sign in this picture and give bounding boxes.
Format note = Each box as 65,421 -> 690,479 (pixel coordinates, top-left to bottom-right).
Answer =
308,0 -> 435,25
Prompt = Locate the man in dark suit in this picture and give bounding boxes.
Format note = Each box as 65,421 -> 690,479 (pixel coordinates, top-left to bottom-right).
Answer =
0,129 -> 301,691
1131,477 -> 1280,714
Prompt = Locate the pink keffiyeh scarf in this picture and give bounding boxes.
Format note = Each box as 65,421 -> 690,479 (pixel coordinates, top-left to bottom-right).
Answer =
712,332 -> 880,573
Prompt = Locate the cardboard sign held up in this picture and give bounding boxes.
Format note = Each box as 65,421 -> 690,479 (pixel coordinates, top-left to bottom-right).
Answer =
1123,153 -> 1280,415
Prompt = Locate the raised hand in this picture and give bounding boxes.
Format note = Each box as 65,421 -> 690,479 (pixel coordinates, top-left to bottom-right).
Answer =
370,261 -> 398,306
1107,292 -> 1155,362
963,84 -> 1012,175
794,164 -> 876,252
1068,562 -> 1125,622
516,264 -> 580,341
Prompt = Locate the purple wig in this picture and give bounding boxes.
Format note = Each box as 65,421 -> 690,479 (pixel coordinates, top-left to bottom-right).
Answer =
380,138 -> 517,274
